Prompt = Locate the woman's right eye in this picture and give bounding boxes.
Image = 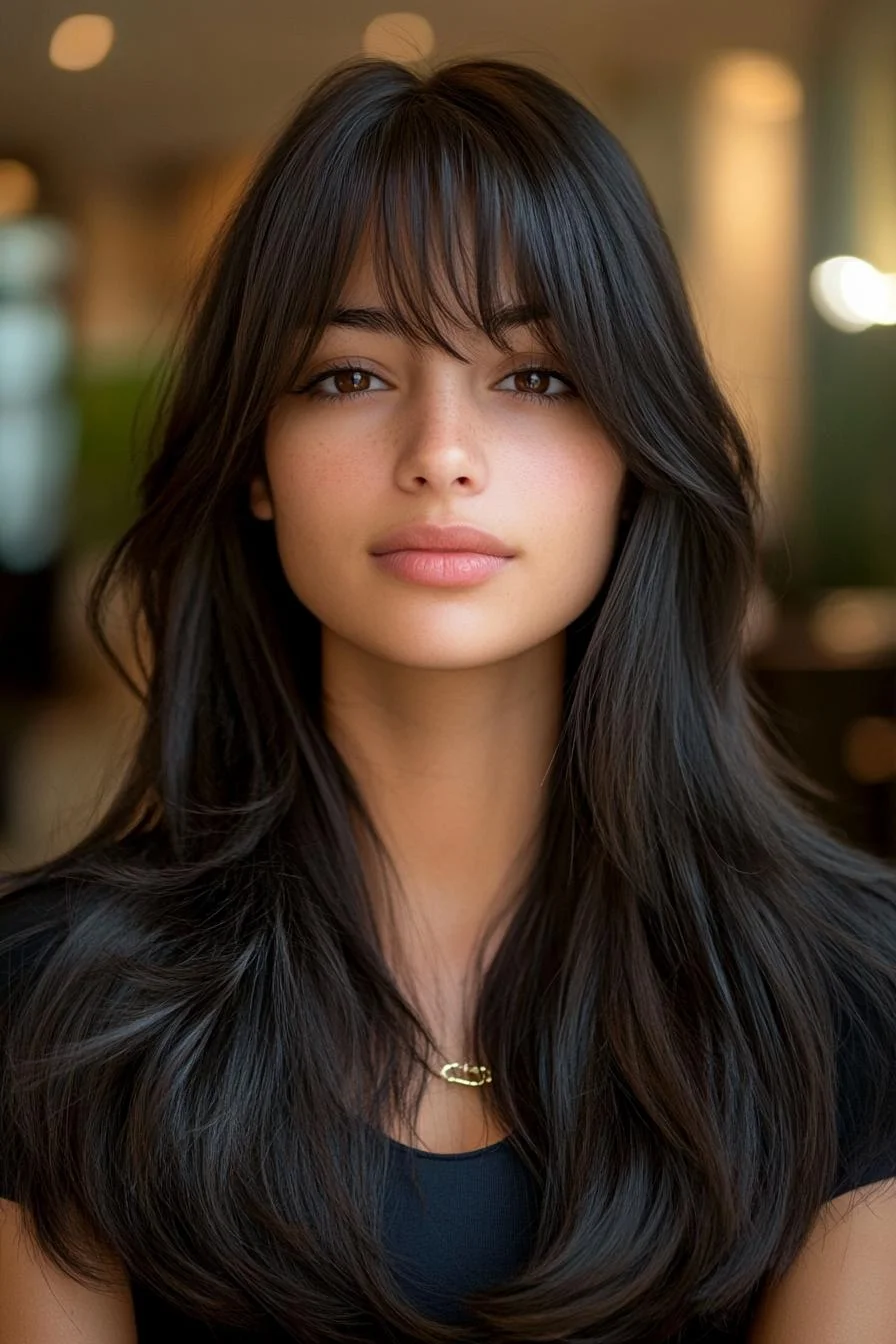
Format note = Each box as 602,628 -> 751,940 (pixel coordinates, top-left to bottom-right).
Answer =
297,366 -> 387,401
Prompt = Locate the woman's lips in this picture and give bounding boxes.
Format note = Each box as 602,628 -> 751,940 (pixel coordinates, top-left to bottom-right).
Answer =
370,550 -> 512,587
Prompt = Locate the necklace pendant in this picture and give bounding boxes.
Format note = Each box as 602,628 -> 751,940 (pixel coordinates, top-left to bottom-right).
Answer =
439,1061 -> 492,1086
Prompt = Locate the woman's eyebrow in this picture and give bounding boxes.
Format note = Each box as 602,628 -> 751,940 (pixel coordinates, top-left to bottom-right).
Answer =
325,302 -> 549,336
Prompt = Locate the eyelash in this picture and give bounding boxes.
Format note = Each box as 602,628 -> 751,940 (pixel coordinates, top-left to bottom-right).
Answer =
293,363 -> 577,407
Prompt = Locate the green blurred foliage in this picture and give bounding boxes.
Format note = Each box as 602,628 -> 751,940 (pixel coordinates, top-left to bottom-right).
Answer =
67,361 -> 163,551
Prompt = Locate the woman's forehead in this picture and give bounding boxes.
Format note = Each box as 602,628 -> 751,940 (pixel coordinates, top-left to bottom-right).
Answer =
324,262 -> 556,355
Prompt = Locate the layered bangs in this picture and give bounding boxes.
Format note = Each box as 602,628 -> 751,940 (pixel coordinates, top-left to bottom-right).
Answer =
279,77 -> 577,389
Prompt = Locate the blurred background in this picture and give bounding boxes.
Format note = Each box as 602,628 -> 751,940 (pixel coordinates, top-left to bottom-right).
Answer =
0,0 -> 894,870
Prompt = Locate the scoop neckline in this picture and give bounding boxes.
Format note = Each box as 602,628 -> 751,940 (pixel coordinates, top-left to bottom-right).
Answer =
385,1133 -> 513,1160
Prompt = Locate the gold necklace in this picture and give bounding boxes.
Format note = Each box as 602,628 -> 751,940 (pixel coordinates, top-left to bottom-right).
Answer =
427,1049 -> 492,1087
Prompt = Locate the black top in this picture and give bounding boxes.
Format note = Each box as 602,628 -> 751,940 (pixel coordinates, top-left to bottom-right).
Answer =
2,882 -> 895,1343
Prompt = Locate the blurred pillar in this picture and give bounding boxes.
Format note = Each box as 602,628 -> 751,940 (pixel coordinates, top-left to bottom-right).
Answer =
683,51 -> 805,558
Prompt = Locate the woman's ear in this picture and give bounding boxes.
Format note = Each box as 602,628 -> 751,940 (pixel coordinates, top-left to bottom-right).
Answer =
249,475 -> 273,520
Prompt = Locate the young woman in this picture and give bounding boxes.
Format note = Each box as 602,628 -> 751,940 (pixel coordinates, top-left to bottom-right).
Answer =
1,53 -> 895,1344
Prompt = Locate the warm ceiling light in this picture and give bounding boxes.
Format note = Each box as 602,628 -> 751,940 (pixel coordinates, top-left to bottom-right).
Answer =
49,13 -> 115,71
362,12 -> 435,64
701,51 -> 803,123
0,161 -> 39,218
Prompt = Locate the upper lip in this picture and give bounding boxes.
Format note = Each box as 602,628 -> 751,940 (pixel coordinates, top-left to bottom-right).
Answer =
369,522 -> 516,557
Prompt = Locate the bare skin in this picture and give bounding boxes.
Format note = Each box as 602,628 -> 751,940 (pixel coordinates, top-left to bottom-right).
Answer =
251,240 -> 627,1150
0,1199 -> 136,1344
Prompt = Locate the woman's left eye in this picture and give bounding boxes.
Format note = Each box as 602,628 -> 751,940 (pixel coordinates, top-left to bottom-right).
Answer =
498,368 -> 577,404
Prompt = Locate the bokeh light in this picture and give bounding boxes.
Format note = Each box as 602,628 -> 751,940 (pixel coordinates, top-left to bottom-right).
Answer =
810,255 -> 896,331
842,716 -> 896,783
0,161 -> 39,220
810,590 -> 896,660
699,51 -> 804,123
49,13 -> 115,72
362,12 -> 435,64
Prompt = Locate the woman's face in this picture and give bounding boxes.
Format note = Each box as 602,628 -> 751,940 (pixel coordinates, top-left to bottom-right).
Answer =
250,244 -> 627,672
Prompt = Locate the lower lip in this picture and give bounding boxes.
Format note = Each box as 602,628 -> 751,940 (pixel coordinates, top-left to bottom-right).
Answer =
370,550 -> 512,586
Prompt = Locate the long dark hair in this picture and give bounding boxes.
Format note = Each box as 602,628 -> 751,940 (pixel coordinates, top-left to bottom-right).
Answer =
2,53 -> 896,1343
